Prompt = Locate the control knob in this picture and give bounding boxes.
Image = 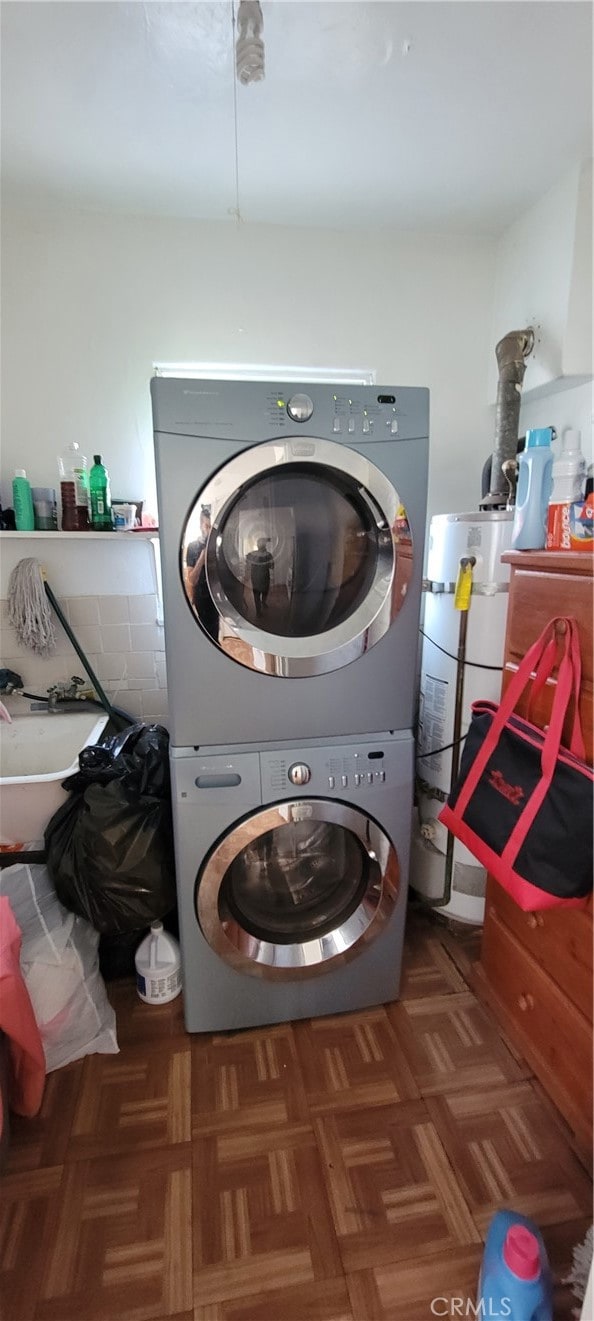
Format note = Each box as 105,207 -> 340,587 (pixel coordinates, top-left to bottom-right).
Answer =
287,393 -> 314,423
288,762 -> 311,785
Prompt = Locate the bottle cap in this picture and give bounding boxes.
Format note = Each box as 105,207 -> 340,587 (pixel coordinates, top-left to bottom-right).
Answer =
94,455 -> 102,464
525,428 -> 553,449
150,920 -> 163,933
561,428 -> 582,454
503,1225 -> 541,1281
14,469 -> 27,478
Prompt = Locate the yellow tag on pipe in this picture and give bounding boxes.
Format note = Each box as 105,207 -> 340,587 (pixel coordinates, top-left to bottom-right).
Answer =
454,560 -> 474,611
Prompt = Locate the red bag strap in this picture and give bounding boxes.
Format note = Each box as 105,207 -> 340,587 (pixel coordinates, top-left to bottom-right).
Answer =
454,618 -> 573,819
526,618 -> 585,759
502,639 -> 575,866
568,619 -> 586,759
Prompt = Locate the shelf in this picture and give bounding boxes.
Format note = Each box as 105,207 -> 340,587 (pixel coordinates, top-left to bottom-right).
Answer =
0,530 -> 158,540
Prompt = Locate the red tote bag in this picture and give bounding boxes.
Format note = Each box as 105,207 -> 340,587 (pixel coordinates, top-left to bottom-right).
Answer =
439,617 -> 593,912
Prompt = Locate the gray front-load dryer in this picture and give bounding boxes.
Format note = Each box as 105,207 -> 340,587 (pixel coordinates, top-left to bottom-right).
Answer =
170,731 -> 414,1032
152,378 -> 428,746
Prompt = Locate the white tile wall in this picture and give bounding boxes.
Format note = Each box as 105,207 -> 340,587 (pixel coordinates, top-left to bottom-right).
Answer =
0,592 -> 168,726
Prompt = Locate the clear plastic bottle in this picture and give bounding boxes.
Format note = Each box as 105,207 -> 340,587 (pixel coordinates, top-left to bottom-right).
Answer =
511,428 -> 554,551
549,428 -> 586,504
12,469 -> 35,531
58,443 -> 90,531
89,455 -> 113,531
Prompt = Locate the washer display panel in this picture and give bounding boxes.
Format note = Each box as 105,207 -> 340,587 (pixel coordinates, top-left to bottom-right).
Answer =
180,438 -> 412,677
196,799 -> 400,980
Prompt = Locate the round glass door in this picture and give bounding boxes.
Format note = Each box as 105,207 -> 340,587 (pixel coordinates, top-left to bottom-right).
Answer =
196,799 -> 400,979
180,437 -> 412,677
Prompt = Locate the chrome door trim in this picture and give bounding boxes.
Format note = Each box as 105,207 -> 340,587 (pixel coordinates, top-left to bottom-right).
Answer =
182,436 -> 411,677
196,798 -> 400,981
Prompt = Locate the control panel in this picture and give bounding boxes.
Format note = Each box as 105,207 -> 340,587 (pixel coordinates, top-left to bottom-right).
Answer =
171,737 -> 413,805
151,376 -> 428,445
259,740 -> 409,799
264,388 -> 402,439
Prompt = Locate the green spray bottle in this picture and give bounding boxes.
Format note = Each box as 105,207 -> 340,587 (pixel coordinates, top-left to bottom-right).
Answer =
89,455 -> 113,531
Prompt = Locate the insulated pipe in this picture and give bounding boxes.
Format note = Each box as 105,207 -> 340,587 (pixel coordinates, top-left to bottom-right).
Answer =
423,556 -> 475,910
481,328 -> 534,509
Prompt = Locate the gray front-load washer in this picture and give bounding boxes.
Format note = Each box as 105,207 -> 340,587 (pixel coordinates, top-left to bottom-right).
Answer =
170,730 -> 414,1032
152,377 -> 428,747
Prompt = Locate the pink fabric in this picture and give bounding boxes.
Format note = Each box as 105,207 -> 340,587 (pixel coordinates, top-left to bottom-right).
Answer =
0,897 -> 45,1118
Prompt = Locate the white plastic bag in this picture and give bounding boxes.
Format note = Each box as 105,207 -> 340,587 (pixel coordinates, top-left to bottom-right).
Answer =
0,852 -> 118,1071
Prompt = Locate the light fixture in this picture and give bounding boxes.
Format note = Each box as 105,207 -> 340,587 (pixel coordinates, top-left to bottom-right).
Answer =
235,0 -> 265,85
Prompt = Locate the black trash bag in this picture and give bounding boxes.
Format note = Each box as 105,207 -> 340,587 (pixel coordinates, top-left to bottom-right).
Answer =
45,723 -> 176,934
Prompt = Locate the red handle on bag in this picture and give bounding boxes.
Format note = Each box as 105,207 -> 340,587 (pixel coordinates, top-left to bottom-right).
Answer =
526,617 -> 585,759
454,617 -> 577,824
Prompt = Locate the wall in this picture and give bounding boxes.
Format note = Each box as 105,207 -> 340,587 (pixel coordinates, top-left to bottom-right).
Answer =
0,207 -> 497,521
489,158 -> 593,465
520,379 -> 593,467
489,159 -> 592,403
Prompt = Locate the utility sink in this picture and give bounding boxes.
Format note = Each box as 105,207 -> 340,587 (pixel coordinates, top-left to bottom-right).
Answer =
0,711 -> 109,845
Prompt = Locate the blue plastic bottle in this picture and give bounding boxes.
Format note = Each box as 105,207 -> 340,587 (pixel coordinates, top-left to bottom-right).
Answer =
511,428 -> 554,550
478,1210 -> 552,1320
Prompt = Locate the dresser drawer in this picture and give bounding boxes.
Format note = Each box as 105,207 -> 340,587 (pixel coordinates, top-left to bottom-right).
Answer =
482,907 -> 593,1127
485,879 -> 593,1021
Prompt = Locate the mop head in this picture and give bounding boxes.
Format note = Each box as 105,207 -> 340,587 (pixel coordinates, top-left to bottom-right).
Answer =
563,1224 -> 593,1317
7,558 -> 56,657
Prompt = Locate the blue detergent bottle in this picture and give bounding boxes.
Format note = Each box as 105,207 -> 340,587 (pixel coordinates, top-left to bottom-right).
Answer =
511,428 -> 554,550
478,1209 -> 552,1320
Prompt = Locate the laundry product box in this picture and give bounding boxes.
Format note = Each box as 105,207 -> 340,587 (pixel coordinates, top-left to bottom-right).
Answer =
547,498 -> 594,552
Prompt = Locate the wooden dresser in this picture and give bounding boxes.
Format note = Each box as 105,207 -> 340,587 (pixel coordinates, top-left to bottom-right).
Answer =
474,550 -> 593,1158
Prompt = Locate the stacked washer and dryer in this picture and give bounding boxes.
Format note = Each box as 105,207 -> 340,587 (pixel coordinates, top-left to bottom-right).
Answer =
151,378 -> 429,1031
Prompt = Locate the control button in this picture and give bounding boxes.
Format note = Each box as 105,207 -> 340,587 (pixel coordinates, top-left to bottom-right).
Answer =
375,770 -> 386,782
333,417 -> 341,433
288,762 -> 311,786
348,418 -> 355,433
354,772 -> 361,786
391,420 -> 398,434
328,774 -> 335,789
287,393 -> 314,423
367,771 -> 373,784
341,774 -> 348,787
362,418 -> 370,434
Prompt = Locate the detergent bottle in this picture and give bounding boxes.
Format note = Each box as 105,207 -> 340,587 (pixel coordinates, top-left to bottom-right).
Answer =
135,922 -> 182,1004
478,1209 -> 552,1320
511,428 -> 554,550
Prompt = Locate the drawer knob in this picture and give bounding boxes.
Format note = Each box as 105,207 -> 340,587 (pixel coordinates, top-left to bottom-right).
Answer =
518,993 -> 534,1011
527,914 -> 543,929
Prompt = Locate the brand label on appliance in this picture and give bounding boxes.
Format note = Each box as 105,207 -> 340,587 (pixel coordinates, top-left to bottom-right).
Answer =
290,442 -> 316,457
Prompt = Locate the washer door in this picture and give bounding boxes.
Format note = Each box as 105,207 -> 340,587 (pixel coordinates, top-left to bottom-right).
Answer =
180,437 -> 412,676
196,799 -> 400,980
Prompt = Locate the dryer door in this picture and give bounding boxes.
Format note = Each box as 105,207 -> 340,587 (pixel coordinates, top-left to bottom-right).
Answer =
195,799 -> 399,980
180,437 -> 412,676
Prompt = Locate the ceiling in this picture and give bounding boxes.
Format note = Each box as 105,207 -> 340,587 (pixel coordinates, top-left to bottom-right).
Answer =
1,1 -> 591,233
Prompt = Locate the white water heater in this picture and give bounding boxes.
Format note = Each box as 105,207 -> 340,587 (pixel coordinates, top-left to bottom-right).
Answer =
412,511 -> 513,923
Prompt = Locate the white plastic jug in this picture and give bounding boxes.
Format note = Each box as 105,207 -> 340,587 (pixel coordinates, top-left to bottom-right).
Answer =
135,921 -> 182,1004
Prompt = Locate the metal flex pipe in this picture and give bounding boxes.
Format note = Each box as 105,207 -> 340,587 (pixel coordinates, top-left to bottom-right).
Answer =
481,327 -> 534,509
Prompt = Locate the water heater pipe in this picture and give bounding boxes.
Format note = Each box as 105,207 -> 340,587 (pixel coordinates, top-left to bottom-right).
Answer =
481,328 -> 534,509
423,556 -> 475,910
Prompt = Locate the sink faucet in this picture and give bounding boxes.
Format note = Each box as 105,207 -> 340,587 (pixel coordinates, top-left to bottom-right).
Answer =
46,676 -> 89,710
